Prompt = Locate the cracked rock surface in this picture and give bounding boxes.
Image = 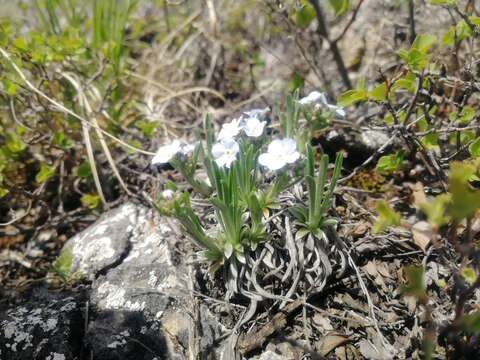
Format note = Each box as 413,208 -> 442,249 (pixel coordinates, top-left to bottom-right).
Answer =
84,203 -> 194,359
0,202 -> 226,360
0,288 -> 85,360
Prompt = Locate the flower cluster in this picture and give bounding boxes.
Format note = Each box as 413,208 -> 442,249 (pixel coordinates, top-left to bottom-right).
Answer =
151,90 -> 344,296
212,108 -> 269,168
212,107 -> 302,171
151,91 -> 345,172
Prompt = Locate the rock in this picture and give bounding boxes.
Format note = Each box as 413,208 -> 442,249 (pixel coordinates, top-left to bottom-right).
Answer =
265,340 -> 303,360
64,202 -> 227,359
64,202 -> 137,280
252,350 -> 289,360
0,202 -> 227,360
84,204 -> 189,359
0,288 -> 84,360
360,130 -> 390,151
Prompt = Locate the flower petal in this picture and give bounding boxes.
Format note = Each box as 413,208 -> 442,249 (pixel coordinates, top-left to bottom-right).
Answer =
243,107 -> 270,119
298,91 -> 327,106
327,104 -> 346,118
211,142 -> 226,159
218,118 -> 242,140
259,152 -> 286,170
281,138 -> 297,153
151,140 -> 181,164
284,150 -> 300,164
243,117 -> 266,137
181,143 -> 196,155
267,139 -> 285,154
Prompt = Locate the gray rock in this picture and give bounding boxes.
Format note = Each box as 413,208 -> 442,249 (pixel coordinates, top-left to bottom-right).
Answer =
0,288 -> 84,360
360,130 -> 390,150
67,203 -> 226,359
252,350 -> 289,360
64,202 -> 138,280
0,203 -> 227,360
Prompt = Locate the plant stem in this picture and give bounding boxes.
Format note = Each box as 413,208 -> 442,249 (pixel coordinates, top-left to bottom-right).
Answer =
408,0 -> 416,44
308,0 -> 352,90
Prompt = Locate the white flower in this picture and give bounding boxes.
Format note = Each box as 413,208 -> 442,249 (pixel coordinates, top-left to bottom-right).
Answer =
258,138 -> 300,170
162,189 -> 175,199
212,138 -> 240,168
327,104 -> 346,118
151,140 -> 195,165
299,90 -> 346,118
242,116 -> 266,138
218,118 -> 243,140
181,143 -> 196,155
298,91 -> 327,106
152,140 -> 182,165
243,107 -> 270,119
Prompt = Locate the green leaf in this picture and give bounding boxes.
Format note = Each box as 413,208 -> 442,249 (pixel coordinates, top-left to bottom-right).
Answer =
2,79 -> 18,96
448,161 -> 480,220
12,36 -> 28,52
76,161 -> 92,178
368,83 -> 387,101
372,200 -> 401,233
292,2 -> 316,28
391,72 -> 417,93
398,35 -> 436,71
421,194 -> 451,227
449,130 -> 475,146
421,133 -> 439,150
328,0 -> 350,16
376,151 -> 404,174
461,312 -> 480,334
52,247 -> 73,277
36,163 -> 55,183
429,0 -> 456,6
4,132 -> 26,155
288,72 -> 304,93
52,131 -> 71,150
442,20 -> 472,46
456,106 -> 476,124
81,193 -> 101,209
337,88 -> 367,107
469,138 -> 480,157
401,265 -> 426,299
412,34 -> 437,53
136,120 -> 158,137
460,267 -> 477,286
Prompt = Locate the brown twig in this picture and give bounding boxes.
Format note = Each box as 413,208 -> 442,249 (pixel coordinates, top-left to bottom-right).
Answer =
407,0 -> 416,44
237,299 -> 303,355
308,0 -> 352,89
333,0 -> 365,44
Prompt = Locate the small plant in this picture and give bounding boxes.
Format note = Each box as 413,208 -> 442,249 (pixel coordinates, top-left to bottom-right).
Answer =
153,91 -> 346,300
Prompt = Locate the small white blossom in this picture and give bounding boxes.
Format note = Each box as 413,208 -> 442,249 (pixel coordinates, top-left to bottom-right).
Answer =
181,143 -> 196,155
243,107 -> 270,119
298,91 -> 327,106
258,138 -> 300,171
218,118 -> 243,140
212,138 -> 240,168
327,104 -> 346,118
151,140 -> 195,165
242,116 -> 266,138
152,140 -> 182,165
162,189 -> 175,199
299,90 -> 346,118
